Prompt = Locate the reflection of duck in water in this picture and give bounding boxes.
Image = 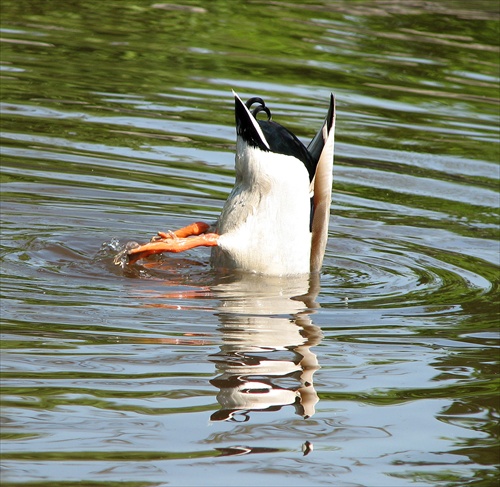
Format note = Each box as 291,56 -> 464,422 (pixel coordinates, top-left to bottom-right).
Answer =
119,91 -> 335,276
209,274 -> 323,422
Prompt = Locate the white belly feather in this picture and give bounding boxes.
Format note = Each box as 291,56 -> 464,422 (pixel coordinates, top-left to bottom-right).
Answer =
211,142 -> 312,275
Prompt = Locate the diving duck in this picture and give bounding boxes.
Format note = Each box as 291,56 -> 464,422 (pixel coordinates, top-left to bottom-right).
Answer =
119,91 -> 335,275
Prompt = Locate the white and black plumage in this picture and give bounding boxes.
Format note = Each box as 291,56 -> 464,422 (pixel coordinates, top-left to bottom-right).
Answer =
123,91 -> 335,275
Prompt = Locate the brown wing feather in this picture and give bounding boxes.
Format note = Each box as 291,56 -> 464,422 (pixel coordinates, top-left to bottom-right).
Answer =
310,95 -> 336,273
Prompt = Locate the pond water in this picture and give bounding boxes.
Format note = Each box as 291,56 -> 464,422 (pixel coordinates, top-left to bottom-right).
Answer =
1,1 -> 499,486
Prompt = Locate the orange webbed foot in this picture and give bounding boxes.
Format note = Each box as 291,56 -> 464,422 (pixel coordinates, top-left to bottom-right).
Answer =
115,222 -> 219,266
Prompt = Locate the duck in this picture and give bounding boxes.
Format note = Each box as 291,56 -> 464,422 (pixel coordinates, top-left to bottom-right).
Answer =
119,91 -> 335,275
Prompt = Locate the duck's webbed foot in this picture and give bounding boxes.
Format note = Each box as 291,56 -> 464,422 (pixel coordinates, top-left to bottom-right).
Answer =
114,222 -> 219,265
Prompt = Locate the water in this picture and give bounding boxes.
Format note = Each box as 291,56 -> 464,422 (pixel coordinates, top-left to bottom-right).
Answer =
1,1 -> 499,486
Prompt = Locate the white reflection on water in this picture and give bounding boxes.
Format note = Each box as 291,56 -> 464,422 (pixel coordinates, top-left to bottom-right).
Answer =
209,274 -> 323,422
